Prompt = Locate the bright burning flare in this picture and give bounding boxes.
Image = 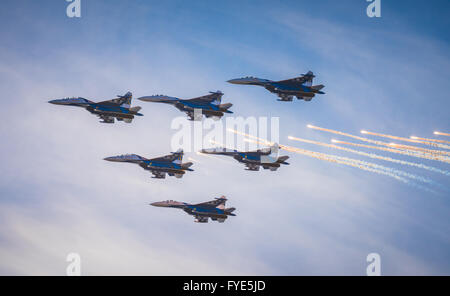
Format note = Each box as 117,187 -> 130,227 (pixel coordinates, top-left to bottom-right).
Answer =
434,131 -> 450,137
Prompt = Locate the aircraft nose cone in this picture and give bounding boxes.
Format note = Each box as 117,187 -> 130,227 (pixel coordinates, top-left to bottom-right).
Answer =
103,156 -> 117,162
48,99 -> 60,104
199,148 -> 215,154
150,201 -> 167,207
227,78 -> 251,84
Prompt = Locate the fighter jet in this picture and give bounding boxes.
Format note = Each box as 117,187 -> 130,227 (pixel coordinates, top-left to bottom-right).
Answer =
138,91 -> 233,120
48,91 -> 143,123
104,149 -> 193,179
200,143 -> 289,171
151,196 -> 236,223
227,71 -> 325,101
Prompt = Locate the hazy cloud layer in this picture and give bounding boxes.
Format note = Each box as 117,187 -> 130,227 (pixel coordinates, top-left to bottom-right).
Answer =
0,0 -> 449,275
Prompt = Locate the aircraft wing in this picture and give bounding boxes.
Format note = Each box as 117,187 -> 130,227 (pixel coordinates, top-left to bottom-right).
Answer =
150,171 -> 166,179
185,110 -> 201,121
262,165 -> 278,171
194,216 -> 209,223
211,217 -> 227,223
193,197 -> 227,207
97,114 -> 115,123
276,71 -> 315,86
247,147 -> 271,155
98,98 -> 125,105
138,95 -> 180,104
149,149 -> 183,163
276,94 -> 294,101
149,155 -> 174,162
200,147 -> 239,155
98,92 -> 133,106
245,163 -> 260,171
187,91 -> 223,105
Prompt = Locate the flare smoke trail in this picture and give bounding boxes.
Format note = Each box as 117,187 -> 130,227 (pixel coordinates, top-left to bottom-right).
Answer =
227,129 -> 427,187
289,136 -> 450,176
322,151 -> 433,185
387,142 -> 450,156
280,145 -> 411,185
332,140 -> 450,163
307,125 -> 450,162
434,131 -> 450,137
361,130 -> 450,150
283,144 -> 435,192
267,141 -> 410,184
411,136 -> 450,144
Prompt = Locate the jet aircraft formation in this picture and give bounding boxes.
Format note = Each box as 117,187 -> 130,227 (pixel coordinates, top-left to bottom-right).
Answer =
48,71 -> 325,223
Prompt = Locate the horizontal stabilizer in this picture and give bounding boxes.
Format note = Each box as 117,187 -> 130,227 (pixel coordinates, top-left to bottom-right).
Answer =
218,103 -> 233,110
138,95 -> 179,103
311,84 -> 325,93
277,155 -> 290,164
129,106 -> 141,113
181,162 -> 194,170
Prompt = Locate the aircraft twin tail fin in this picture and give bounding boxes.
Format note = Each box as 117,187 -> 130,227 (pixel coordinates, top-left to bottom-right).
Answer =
171,149 -> 184,164
303,71 -> 315,87
215,196 -> 227,210
270,143 -> 280,156
209,91 -> 224,105
117,91 -> 133,108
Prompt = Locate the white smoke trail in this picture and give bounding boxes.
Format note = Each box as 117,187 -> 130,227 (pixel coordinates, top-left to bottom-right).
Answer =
410,135 -> 450,144
288,136 -> 450,177
361,130 -> 450,150
228,128 -> 435,191
307,125 -> 450,163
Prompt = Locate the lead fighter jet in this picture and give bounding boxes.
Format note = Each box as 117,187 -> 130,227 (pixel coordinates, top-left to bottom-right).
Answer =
48,92 -> 143,123
104,149 -> 193,179
227,71 -> 325,101
138,91 -> 233,120
200,143 -> 289,171
151,196 -> 236,223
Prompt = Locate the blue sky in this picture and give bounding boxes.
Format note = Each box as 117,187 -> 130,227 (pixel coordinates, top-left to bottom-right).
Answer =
0,0 -> 449,275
